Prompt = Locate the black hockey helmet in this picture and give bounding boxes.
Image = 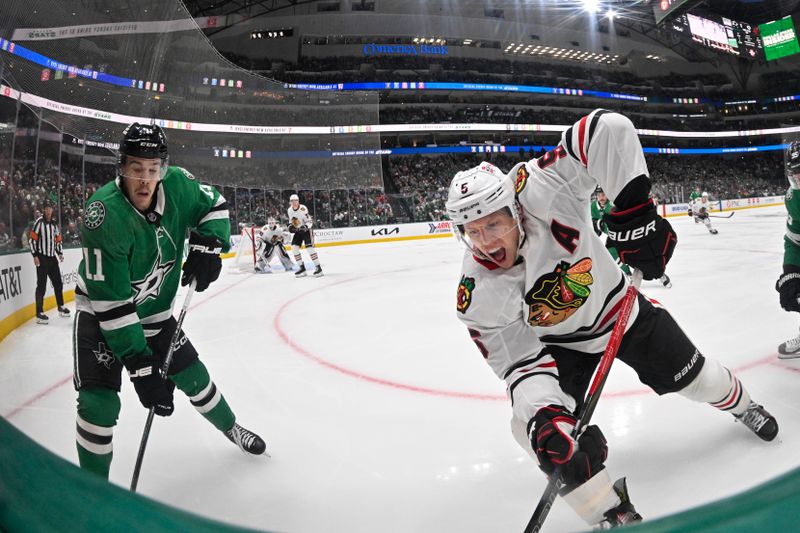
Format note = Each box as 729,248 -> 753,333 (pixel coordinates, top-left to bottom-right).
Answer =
117,122 -> 169,180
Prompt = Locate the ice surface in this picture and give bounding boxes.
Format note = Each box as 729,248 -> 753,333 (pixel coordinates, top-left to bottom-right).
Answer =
2,204 -> 798,533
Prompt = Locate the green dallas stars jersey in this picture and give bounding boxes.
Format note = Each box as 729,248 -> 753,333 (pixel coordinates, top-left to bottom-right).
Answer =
75,166 -> 230,363
689,190 -> 701,202
590,199 -> 612,232
784,187 -> 800,267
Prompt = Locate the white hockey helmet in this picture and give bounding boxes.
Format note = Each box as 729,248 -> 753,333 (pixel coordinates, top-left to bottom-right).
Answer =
701,191 -> 709,198
289,193 -> 299,202
445,162 -> 522,253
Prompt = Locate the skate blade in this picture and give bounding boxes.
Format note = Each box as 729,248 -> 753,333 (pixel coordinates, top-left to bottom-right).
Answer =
36,319 -> 49,324
777,351 -> 800,360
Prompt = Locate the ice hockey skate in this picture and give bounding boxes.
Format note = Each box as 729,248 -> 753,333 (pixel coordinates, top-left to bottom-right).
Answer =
225,423 -> 269,457
35,313 -> 49,324
598,478 -> 642,529
660,274 -> 672,288
58,306 -> 71,317
294,264 -> 307,277
735,402 -> 778,441
313,265 -> 323,277
778,330 -> 800,359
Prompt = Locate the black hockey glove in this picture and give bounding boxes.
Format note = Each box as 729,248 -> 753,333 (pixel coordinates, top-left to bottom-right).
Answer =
776,265 -> 800,312
604,200 -> 677,280
592,218 -> 604,237
687,209 -> 693,217
123,354 -> 175,416
288,225 -> 298,234
182,232 -> 223,292
532,405 -> 607,488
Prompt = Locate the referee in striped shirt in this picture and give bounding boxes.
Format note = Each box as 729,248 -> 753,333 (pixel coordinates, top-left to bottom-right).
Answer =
31,203 -> 70,324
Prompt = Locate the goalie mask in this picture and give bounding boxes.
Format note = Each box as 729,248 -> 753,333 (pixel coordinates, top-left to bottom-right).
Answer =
117,122 -> 169,182
445,162 -> 524,265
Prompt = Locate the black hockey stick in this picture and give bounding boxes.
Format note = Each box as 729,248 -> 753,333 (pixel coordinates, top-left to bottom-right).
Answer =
130,281 -> 196,492
708,212 -> 735,219
523,269 -> 642,533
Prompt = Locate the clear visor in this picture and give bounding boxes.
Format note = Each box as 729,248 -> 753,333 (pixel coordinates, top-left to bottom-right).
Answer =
119,159 -> 168,182
454,206 -> 521,258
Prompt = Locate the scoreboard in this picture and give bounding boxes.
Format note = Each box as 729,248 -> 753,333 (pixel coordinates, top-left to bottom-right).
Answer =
669,12 -> 762,59
759,16 -> 800,61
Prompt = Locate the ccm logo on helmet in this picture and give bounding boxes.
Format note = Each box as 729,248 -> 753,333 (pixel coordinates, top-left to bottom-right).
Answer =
607,220 -> 657,241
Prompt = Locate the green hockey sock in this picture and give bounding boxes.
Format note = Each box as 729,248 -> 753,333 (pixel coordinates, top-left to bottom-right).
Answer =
76,386 -> 120,479
171,360 -> 235,431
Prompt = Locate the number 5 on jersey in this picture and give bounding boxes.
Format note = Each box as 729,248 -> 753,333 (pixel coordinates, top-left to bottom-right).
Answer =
83,248 -> 105,281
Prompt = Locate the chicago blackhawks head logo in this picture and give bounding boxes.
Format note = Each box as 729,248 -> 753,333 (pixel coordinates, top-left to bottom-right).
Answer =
525,258 -> 593,327
457,275 -> 476,314
514,165 -> 529,194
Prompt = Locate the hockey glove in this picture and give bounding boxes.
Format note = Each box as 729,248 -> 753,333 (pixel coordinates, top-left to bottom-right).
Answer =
687,209 -> 693,217
288,225 -> 298,234
124,354 -> 175,416
532,405 -> 607,487
776,265 -> 800,312
182,232 -> 223,292
603,200 -> 677,280
592,218 -> 604,237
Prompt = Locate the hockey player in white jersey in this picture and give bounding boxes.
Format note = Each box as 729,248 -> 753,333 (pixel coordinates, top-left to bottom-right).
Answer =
255,218 -> 295,273
287,194 -> 323,277
691,192 -> 718,234
447,109 -> 778,530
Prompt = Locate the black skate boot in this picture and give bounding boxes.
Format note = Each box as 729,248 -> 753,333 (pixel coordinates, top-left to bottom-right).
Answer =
312,265 -> 323,277
710,228 -> 719,235
660,274 -> 672,289
58,306 -> 71,317
598,478 -> 642,529
735,402 -> 778,441
778,330 -> 800,359
294,264 -> 307,278
36,313 -> 49,324
225,423 -> 269,456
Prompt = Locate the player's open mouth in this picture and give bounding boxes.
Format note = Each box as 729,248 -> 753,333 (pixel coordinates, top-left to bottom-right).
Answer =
489,247 -> 506,263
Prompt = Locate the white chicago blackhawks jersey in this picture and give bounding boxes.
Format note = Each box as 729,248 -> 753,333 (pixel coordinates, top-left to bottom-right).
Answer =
692,197 -> 710,216
456,109 -> 647,426
258,224 -> 285,246
287,204 -> 313,229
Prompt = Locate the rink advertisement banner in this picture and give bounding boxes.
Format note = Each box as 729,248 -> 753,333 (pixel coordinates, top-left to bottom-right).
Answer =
662,195 -> 785,218
311,222 -> 454,247
0,248 -> 81,341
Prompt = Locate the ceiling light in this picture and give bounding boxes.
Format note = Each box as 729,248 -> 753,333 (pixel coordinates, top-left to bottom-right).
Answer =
582,0 -> 600,13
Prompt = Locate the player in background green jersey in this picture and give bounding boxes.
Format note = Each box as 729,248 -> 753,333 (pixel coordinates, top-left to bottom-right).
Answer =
776,141 -> 800,358
592,187 -> 671,288
73,123 -> 267,479
688,186 -> 702,218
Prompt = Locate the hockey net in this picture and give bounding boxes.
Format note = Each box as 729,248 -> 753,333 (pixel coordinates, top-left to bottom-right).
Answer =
232,225 -> 260,273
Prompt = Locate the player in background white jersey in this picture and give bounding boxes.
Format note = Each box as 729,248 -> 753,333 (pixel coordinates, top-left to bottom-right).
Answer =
447,109 -> 778,529
287,193 -> 323,277
255,218 -> 295,273
691,192 -> 718,234
776,141 -> 800,357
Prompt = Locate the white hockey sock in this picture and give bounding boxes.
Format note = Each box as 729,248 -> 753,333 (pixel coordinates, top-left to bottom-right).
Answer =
76,415 -> 113,456
562,469 -> 622,526
292,245 -> 302,263
678,358 -> 750,417
308,246 -> 320,266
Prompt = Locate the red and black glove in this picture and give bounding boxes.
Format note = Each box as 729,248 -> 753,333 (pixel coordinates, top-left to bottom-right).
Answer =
123,353 -> 175,416
603,199 -> 677,280
531,405 -> 608,487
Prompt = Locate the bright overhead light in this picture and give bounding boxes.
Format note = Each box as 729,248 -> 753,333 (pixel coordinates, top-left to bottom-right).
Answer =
583,0 -> 600,13
606,9 -> 615,20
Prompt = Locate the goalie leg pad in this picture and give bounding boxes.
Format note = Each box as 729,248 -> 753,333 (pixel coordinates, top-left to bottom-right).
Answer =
561,468 -> 622,526
678,357 -> 750,417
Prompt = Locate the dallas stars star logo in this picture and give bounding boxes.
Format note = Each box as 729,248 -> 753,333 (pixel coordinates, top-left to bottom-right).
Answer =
132,228 -> 176,304
93,342 -> 114,369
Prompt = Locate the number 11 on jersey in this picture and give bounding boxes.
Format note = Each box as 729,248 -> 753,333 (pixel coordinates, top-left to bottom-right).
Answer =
83,248 -> 105,281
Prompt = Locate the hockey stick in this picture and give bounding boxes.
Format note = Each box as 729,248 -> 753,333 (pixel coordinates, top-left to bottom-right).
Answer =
130,281 -> 196,492
708,212 -> 734,219
523,269 -> 642,533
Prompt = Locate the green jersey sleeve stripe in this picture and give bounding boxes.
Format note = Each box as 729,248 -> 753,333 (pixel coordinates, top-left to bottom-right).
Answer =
787,227 -> 800,246
99,313 -> 140,331
198,210 -> 229,225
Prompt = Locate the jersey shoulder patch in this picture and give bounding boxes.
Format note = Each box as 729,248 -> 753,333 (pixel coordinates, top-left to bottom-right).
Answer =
175,166 -> 196,180
457,275 -> 476,314
84,200 -> 106,229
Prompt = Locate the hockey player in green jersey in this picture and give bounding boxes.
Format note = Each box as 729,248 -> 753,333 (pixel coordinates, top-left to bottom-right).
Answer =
776,141 -> 800,358
592,187 -> 671,288
73,123 -> 267,479
688,186 -> 702,218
